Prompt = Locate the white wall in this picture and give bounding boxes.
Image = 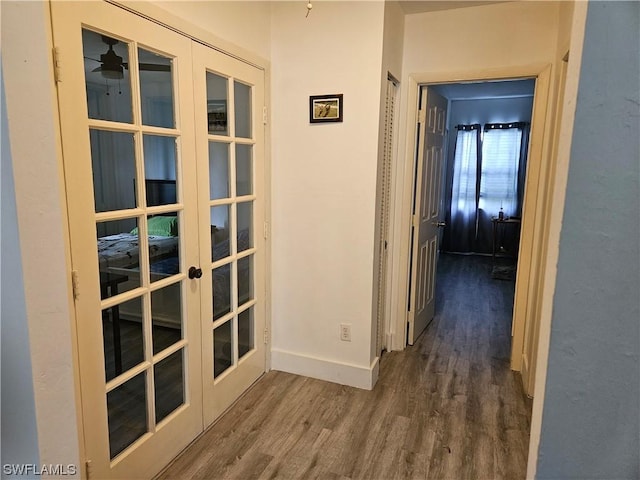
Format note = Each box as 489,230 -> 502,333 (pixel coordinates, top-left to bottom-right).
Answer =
402,1 -> 559,75
269,1 -> 385,389
154,1 -> 272,61
1,1 -> 82,474
381,1 -> 404,80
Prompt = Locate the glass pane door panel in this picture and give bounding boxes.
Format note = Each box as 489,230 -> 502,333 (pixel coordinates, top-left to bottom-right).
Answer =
206,73 -> 228,136
209,142 -> 230,200
143,135 -> 177,206
238,307 -> 254,359
146,213 -> 180,281
139,48 -> 174,128
234,81 -> 251,139
237,255 -> 253,307
211,205 -> 230,261
102,296 -> 144,381
213,321 -> 233,378
98,218 -> 140,299
235,144 -> 252,196
90,130 -> 136,212
154,350 -> 184,423
212,264 -> 231,321
151,285 -> 182,354
107,372 -> 147,459
237,202 -> 253,253
82,29 -> 133,124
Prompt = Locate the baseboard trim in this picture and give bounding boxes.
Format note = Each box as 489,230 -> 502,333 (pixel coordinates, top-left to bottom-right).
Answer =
271,348 -> 379,390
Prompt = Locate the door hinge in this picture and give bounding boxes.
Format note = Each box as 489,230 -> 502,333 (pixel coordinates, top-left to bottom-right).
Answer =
85,460 -> 92,480
263,106 -> 268,125
263,221 -> 270,239
263,327 -> 269,344
53,46 -> 62,83
71,270 -> 79,300
418,108 -> 426,124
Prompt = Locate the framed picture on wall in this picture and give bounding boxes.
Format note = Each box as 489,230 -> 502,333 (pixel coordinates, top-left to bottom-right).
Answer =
309,94 -> 343,123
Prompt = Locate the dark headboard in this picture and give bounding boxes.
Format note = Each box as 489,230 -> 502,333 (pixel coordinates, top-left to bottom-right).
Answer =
145,179 -> 176,207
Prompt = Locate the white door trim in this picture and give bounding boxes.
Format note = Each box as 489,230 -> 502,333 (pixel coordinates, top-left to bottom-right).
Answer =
390,63 -> 554,355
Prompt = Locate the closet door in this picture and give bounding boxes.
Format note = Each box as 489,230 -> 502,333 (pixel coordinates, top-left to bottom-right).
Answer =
192,43 -> 267,426
52,3 -> 202,478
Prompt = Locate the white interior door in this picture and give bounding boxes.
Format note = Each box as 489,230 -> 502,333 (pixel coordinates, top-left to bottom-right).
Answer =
408,87 -> 448,345
192,42 -> 266,427
52,1 -> 266,477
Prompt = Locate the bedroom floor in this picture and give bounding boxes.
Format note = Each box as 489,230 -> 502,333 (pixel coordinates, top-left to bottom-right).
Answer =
156,253 -> 532,480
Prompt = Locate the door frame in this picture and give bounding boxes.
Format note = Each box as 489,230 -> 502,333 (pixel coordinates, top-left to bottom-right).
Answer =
388,63 -> 553,372
41,2 -> 272,478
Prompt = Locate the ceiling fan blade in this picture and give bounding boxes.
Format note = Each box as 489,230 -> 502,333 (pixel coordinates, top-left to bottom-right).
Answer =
139,63 -> 172,72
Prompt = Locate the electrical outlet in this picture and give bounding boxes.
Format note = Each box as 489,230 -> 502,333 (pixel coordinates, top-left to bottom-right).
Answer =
340,323 -> 351,342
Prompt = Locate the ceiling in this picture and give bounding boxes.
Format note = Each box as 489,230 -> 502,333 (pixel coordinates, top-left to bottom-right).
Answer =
398,0 -> 510,15
429,79 -> 535,100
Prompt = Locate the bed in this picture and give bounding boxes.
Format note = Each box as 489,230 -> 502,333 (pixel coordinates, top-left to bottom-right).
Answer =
97,179 -> 252,322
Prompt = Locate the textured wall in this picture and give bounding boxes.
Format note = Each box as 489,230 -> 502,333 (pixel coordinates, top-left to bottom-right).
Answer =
1,67 -> 41,474
536,2 -> 640,478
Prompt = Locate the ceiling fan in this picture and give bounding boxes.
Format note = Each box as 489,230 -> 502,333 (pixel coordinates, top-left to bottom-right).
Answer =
85,35 -> 171,79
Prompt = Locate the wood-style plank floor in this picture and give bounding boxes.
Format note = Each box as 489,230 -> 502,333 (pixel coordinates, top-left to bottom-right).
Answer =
157,254 -> 532,480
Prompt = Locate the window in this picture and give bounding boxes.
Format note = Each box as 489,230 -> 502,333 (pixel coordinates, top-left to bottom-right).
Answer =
447,122 -> 528,253
479,126 -> 523,217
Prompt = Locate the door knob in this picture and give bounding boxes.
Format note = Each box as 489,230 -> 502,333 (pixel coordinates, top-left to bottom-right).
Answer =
188,266 -> 203,279
433,221 -> 446,227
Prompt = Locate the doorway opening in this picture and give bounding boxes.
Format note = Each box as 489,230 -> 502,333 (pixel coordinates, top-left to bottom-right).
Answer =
392,65 -> 554,377
407,78 -> 535,345
401,77 -> 537,477
420,78 -> 535,340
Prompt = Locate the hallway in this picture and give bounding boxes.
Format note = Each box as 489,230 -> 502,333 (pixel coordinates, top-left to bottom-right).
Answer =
158,254 -> 531,479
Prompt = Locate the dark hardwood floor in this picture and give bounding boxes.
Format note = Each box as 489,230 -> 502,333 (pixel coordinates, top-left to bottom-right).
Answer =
157,253 -> 531,480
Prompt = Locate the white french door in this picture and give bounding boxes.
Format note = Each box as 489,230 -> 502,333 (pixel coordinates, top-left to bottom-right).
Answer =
52,2 -> 265,478
192,42 -> 266,426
